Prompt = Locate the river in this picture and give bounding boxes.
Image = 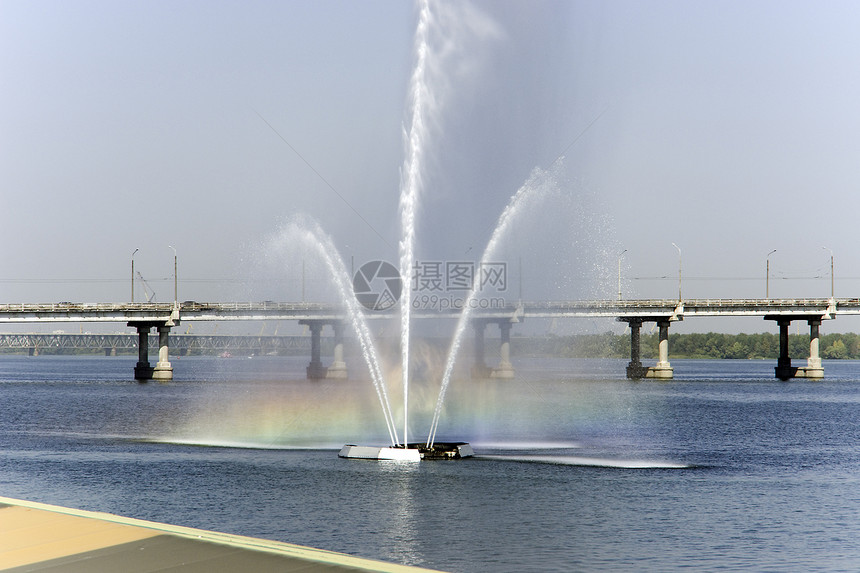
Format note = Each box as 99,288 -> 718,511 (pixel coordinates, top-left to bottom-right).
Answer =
1,355 -> 859,571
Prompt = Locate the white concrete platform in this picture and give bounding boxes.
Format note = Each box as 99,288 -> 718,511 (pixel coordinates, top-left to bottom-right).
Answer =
338,445 -> 422,461
0,496 -> 445,572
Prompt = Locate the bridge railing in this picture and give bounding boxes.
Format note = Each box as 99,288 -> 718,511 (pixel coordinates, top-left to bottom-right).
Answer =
2,298 -> 860,322
179,301 -> 337,312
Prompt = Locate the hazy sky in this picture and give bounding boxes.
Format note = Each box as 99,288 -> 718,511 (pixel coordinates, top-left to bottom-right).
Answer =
3,0 -> 860,333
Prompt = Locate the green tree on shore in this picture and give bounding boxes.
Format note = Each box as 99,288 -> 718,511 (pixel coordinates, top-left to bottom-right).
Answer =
519,331 -> 860,360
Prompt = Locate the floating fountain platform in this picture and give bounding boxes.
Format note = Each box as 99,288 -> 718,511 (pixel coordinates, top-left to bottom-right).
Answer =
338,445 -> 421,461
339,442 -> 473,461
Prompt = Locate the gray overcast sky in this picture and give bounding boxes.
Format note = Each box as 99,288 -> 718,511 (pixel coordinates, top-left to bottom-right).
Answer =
3,0 -> 860,333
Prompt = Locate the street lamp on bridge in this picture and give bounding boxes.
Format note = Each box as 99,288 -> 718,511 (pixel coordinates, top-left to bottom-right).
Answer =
766,249 -> 776,299
131,248 -> 139,303
671,243 -> 682,301
617,249 -> 627,301
823,246 -> 834,299
168,245 -> 178,308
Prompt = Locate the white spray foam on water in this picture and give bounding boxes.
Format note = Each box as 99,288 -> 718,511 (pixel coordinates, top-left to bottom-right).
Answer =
470,440 -> 581,450
149,437 -> 342,450
479,455 -> 689,469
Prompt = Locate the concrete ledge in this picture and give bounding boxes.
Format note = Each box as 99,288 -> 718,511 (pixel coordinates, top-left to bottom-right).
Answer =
490,365 -> 515,379
626,364 -> 650,379
307,364 -> 328,379
0,496 -> 444,572
798,367 -> 824,379
776,366 -> 824,380
645,365 -> 674,380
326,362 -> 349,379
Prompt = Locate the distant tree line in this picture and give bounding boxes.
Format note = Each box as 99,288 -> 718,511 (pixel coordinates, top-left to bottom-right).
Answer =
514,332 -> 860,360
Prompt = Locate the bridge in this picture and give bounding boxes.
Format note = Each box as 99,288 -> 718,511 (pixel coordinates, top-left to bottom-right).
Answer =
0,333 -> 320,357
2,298 -> 857,381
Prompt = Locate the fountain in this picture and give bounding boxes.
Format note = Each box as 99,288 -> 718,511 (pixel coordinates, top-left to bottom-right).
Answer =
341,160 -> 561,460
340,1 -> 568,460
342,0 -> 472,461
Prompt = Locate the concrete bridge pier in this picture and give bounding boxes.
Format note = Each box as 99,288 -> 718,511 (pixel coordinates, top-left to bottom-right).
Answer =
470,319 -> 516,379
619,317 -> 675,379
129,321 -> 174,382
491,321 -> 515,379
774,318 -> 797,381
805,319 -> 824,379
152,325 -> 174,381
131,323 -> 154,381
650,320 -> 675,379
300,321 -> 328,379
471,320 -> 492,378
326,321 -> 348,380
768,316 -> 825,380
299,320 -> 349,380
622,318 -> 649,379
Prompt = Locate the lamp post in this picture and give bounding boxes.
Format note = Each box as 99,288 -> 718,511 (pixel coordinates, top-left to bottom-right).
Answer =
617,249 -> 627,301
823,246 -> 834,298
168,245 -> 178,307
766,249 -> 776,299
671,243 -> 682,301
131,248 -> 139,303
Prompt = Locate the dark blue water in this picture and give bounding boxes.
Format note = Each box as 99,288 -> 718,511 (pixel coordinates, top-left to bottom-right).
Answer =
2,355 -> 860,572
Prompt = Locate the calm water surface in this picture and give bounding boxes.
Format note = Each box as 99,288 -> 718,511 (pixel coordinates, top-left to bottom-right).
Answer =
1,355 -> 859,572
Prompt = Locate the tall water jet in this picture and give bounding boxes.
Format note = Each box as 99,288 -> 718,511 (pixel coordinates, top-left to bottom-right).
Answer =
344,0 -> 500,460
398,0 -> 432,450
427,162 -> 564,447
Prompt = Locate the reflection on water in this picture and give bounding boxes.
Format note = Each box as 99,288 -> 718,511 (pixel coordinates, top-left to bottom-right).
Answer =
377,462 -> 421,566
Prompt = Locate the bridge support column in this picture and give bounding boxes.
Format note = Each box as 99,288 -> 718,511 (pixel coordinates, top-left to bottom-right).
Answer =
326,321 -> 348,380
648,320 -> 674,379
804,319 -> 824,379
624,319 -> 649,379
620,317 -> 674,379
471,320 -> 492,378
152,325 -> 173,381
774,318 -> 797,381
491,321 -> 515,379
301,321 -> 327,379
766,315 -> 827,380
133,325 -> 154,381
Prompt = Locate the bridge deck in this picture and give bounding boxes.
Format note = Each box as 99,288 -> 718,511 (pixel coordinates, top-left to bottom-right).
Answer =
0,298 -> 858,323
